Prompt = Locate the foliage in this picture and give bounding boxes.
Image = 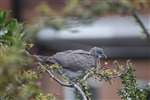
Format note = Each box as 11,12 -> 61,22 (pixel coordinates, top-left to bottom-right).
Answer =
118,61 -> 149,100
29,0 -> 150,35
36,0 -> 149,18
0,10 -> 56,100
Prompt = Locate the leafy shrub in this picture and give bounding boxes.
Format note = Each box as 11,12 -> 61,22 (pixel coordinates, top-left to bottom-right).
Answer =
118,61 -> 150,100
0,10 -> 56,100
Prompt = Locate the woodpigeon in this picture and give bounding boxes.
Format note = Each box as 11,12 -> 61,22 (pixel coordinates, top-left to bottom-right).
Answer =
36,47 -> 105,80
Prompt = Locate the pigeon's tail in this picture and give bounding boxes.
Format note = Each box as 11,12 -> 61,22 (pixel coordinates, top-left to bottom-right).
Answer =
33,55 -> 57,64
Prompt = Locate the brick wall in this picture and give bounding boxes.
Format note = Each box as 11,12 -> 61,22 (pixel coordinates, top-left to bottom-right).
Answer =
0,0 -> 11,10
18,0 -> 65,21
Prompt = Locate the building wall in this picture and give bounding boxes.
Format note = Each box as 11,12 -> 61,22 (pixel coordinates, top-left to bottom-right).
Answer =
0,0 -> 11,10
40,73 -> 64,100
15,0 -> 65,21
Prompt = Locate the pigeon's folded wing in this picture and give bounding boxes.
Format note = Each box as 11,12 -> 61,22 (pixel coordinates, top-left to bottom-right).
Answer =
53,52 -> 95,71
71,50 -> 91,55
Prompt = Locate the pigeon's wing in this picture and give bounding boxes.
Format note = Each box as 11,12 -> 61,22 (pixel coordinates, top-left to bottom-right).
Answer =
53,50 -> 90,55
62,50 -> 73,53
53,49 -> 92,70
53,52 -> 96,79
37,50 -> 73,64
71,50 -> 91,55
52,52 -> 96,72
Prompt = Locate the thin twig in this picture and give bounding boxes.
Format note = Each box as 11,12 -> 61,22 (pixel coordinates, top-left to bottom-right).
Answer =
131,10 -> 150,40
73,83 -> 88,100
39,62 -> 88,100
114,2 -> 150,40
82,72 -> 91,81
38,62 -> 73,87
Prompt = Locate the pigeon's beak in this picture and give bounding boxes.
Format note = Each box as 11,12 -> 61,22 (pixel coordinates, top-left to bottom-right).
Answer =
102,53 -> 107,59
98,53 -> 107,59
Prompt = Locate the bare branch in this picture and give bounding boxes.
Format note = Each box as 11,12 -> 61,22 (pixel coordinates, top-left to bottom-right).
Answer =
113,2 -> 150,40
73,83 -> 88,100
38,62 -> 88,100
131,10 -> 150,40
82,72 -> 92,81
38,62 -> 74,87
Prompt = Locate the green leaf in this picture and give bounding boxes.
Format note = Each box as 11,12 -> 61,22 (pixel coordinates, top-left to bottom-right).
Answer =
6,19 -> 18,31
0,11 -> 7,24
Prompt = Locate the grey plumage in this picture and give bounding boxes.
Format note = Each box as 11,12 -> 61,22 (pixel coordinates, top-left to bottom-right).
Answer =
37,47 -> 104,79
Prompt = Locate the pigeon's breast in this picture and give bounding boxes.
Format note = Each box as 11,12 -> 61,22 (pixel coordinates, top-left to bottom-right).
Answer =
53,52 -> 96,72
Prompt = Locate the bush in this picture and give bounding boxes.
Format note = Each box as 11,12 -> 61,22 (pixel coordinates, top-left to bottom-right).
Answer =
0,10 -> 55,100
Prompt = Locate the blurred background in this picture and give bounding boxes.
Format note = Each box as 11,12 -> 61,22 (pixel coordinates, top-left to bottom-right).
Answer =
0,0 -> 150,100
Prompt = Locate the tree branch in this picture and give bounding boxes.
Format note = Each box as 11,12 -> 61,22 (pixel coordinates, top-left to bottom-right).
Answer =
38,62 -> 88,100
25,50 -> 88,100
131,10 -> 150,40
38,62 -> 74,87
73,83 -> 88,100
114,2 -> 150,40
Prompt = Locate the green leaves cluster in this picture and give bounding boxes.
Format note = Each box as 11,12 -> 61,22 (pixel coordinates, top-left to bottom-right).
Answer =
0,11 -> 23,46
0,10 -> 56,100
118,62 -> 149,100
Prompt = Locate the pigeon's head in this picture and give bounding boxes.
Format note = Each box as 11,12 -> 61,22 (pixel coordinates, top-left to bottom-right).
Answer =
90,47 -> 106,58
